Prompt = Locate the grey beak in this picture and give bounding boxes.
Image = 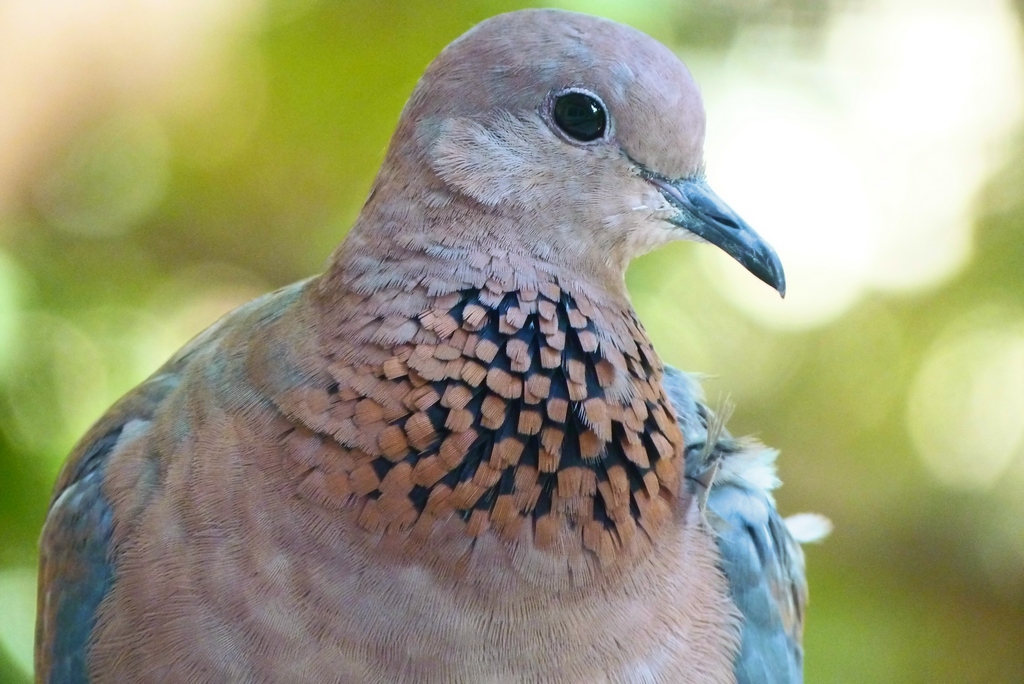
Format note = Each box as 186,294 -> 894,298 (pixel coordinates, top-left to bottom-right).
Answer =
648,175 -> 786,297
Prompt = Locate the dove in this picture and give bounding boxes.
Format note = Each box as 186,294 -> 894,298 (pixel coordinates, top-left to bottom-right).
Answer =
36,8 -> 816,683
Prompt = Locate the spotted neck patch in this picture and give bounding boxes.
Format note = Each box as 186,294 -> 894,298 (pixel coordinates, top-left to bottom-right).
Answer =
287,282 -> 685,563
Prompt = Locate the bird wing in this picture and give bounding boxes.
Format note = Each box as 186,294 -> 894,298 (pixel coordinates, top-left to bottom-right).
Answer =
34,280 -> 311,683
662,366 -> 809,684
35,374 -> 176,684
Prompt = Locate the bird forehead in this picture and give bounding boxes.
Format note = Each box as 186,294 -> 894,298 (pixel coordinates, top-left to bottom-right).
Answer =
409,9 -> 706,178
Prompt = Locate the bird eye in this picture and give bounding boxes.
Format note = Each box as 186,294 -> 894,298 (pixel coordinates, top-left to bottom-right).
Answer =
552,91 -> 607,142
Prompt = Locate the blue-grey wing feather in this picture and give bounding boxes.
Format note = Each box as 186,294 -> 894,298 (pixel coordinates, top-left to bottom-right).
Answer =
37,429 -> 122,684
35,281 -> 307,683
663,366 -> 808,684
36,372 -> 182,684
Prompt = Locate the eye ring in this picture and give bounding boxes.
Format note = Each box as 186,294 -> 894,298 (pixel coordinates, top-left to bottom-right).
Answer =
549,88 -> 609,143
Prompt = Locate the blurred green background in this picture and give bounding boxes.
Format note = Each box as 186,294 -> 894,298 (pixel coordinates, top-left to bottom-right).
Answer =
2,0 -> 1023,681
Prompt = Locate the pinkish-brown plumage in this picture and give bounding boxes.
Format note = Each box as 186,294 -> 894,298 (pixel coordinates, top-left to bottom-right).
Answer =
37,9 -> 810,684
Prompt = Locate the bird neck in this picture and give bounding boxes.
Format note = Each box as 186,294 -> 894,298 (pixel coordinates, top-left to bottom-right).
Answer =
321,166 -> 635,303
293,184 -> 688,573
300,268 -> 690,570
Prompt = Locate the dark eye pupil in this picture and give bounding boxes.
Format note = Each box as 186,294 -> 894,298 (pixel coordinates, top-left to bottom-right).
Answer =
553,92 -> 606,142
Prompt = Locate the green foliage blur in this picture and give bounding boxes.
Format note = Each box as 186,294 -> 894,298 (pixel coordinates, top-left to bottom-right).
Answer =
2,1 -> 1023,681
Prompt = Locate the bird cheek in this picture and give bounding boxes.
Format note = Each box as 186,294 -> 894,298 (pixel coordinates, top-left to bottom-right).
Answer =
603,212 -> 678,263
625,191 -> 679,250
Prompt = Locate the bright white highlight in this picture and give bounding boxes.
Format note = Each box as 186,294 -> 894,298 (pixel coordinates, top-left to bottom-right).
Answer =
700,0 -> 1024,328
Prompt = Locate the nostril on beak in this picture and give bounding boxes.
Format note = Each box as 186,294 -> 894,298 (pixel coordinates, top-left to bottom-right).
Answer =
715,215 -> 740,231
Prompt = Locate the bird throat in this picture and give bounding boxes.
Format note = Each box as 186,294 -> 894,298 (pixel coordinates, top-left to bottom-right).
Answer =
292,279 -> 686,564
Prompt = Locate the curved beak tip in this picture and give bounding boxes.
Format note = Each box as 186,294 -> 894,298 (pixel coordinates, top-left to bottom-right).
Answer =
748,253 -> 786,299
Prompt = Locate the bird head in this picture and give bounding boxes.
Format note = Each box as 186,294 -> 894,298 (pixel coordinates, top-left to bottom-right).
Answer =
363,8 -> 784,297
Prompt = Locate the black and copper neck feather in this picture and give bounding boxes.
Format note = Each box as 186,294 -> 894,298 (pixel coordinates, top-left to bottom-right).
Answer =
284,281 -> 685,563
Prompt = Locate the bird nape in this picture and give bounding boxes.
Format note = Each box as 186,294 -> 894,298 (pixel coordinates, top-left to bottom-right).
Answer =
35,8 -> 820,684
